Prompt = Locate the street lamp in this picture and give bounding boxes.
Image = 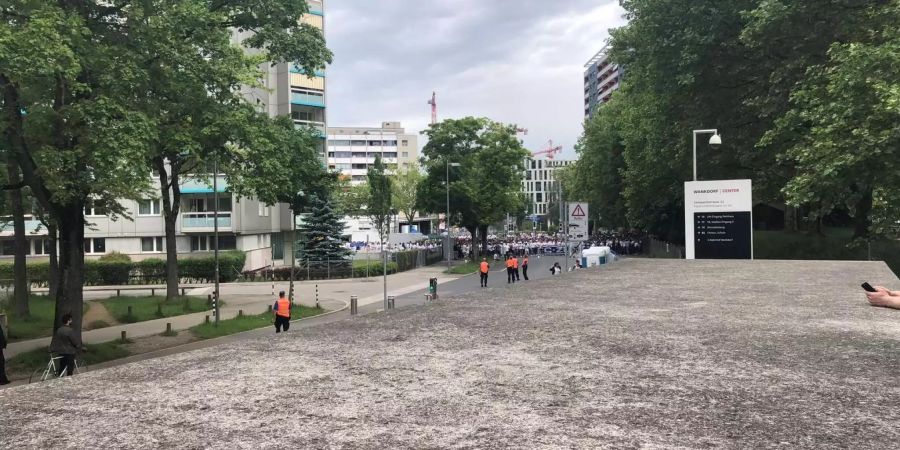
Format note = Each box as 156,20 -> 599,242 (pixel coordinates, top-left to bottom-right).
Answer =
213,150 -> 220,326
445,161 -> 461,270
692,129 -> 722,181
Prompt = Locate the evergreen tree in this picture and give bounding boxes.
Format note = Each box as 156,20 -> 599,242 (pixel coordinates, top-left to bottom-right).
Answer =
297,194 -> 350,268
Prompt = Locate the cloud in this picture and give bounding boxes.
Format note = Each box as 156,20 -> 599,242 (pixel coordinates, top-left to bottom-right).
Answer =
325,0 -> 626,159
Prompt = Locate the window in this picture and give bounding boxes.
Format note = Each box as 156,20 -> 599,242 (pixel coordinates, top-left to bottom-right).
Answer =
350,140 -> 366,146
383,140 -> 397,147
84,200 -> 108,217
401,152 -> 409,158
190,235 -> 208,251
368,140 -> 382,146
138,199 -> 161,216
330,140 -> 351,146
351,152 -> 367,158
217,235 -> 237,250
189,198 -> 207,212
401,140 -> 408,146
84,238 -> 106,254
271,233 -> 284,260
33,239 -> 49,255
141,237 -> 164,253
1,240 -> 32,256
536,193 -> 542,203
258,203 -> 270,217
383,152 -> 398,158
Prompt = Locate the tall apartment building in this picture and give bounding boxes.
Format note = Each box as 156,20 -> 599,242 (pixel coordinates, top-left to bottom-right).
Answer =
584,44 -> 622,119
0,0 -> 328,271
522,158 -> 575,218
326,122 -> 419,184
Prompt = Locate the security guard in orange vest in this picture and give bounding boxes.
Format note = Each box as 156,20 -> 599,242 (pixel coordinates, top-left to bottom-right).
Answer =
506,256 -> 515,284
513,255 -> 520,281
480,258 -> 490,288
273,291 -> 291,333
522,255 -> 529,280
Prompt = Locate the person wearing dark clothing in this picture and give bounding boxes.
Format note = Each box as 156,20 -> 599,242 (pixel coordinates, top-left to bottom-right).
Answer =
479,258 -> 490,288
49,313 -> 85,377
0,320 -> 10,385
522,256 -> 529,280
506,256 -> 515,284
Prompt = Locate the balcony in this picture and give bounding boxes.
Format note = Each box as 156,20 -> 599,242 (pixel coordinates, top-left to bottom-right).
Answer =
294,119 -> 326,138
308,0 -> 323,15
181,212 -> 232,232
291,91 -> 325,108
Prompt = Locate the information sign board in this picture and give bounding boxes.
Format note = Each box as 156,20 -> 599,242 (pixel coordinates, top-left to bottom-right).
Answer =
684,180 -> 753,259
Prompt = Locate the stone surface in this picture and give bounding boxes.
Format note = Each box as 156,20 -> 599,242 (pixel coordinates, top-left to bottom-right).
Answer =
1,259 -> 899,449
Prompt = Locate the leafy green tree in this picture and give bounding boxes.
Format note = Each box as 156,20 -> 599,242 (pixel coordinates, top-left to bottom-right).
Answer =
392,162 -> 423,229
334,179 -> 370,218
297,194 -> 349,268
417,117 -> 529,254
367,155 -> 393,245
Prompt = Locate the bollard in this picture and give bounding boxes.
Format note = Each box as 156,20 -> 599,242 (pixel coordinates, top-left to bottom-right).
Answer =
116,289 -> 121,297
238,309 -> 243,317
181,287 -> 186,296
350,295 -> 358,316
387,296 -> 395,310
207,294 -> 212,306
316,284 -> 319,309
120,330 -> 127,343
151,288 -> 156,296
166,323 -> 172,333
127,305 -> 133,317
205,315 -> 210,324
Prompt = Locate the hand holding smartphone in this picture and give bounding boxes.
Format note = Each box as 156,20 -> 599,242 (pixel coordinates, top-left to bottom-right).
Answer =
862,282 -> 878,293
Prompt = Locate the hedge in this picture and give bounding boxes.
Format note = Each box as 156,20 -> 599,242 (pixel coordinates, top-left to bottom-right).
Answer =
0,251 -> 246,286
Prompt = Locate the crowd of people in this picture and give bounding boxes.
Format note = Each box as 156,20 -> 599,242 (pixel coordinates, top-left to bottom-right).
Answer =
451,230 -> 647,261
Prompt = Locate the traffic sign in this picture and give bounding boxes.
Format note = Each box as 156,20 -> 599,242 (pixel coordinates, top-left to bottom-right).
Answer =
567,202 -> 589,241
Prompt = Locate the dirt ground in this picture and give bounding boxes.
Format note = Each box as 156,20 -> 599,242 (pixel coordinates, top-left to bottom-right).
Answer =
1,259 -> 899,449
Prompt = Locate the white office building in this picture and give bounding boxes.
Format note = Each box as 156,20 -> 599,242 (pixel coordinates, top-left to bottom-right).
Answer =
326,122 -> 418,184
522,158 -> 575,218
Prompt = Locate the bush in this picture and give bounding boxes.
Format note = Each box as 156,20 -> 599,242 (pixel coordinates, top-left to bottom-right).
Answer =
136,258 -> 166,284
91,253 -> 132,285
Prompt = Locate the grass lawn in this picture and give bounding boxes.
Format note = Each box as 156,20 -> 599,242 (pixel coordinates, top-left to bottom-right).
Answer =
190,304 -> 325,340
5,340 -> 131,378
446,261 -> 480,274
0,295 -> 88,342
99,295 -> 210,323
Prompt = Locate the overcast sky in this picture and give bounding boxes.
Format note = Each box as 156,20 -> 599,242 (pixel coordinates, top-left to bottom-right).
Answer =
324,0 -> 627,159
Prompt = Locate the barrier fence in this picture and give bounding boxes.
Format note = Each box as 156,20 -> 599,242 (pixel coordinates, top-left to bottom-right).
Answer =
241,248 -> 444,282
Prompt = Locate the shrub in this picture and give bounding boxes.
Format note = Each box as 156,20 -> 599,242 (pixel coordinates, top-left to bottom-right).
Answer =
99,252 -> 132,263
136,258 -> 166,284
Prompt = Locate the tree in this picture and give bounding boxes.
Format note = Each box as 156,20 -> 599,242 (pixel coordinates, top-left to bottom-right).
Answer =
334,179 -> 370,218
3,155 -> 28,317
296,194 -> 349,268
417,117 -> 529,255
392,162 -> 422,229
367,155 -> 393,245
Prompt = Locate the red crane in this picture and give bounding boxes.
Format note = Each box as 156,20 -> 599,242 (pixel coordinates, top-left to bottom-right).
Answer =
531,139 -> 562,160
427,91 -> 437,125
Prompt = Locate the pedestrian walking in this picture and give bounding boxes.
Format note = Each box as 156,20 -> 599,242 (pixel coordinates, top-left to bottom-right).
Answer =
0,320 -> 9,385
49,313 -> 86,377
479,258 -> 489,287
513,256 -> 520,281
522,255 -> 529,280
273,291 -> 291,333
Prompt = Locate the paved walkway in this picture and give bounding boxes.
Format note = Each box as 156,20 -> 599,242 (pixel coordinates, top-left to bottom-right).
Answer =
5,265 -> 459,358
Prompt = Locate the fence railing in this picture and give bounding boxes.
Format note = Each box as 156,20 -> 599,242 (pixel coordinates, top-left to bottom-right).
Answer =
644,238 -> 685,259
241,248 -> 444,282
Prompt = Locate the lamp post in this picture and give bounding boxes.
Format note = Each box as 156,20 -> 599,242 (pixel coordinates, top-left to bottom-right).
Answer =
692,129 -> 722,181
445,161 -> 460,270
213,150 -> 220,326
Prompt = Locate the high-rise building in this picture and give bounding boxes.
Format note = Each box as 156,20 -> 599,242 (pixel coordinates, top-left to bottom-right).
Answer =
584,44 -> 622,119
326,122 -> 419,185
0,1 -> 329,271
522,158 -> 575,220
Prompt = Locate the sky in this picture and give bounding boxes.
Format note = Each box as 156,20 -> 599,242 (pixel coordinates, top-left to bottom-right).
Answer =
324,0 -> 627,159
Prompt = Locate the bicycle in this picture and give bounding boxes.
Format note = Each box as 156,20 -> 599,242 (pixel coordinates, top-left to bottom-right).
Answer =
29,354 -> 87,383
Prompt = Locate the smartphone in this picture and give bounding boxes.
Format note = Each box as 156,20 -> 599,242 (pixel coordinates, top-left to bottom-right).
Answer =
862,282 -> 878,292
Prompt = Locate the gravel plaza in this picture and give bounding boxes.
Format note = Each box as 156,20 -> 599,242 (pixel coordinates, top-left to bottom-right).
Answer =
1,258 -> 898,449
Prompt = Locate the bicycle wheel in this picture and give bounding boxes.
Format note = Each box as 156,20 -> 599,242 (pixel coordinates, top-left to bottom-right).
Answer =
29,367 -> 51,384
74,359 -> 88,375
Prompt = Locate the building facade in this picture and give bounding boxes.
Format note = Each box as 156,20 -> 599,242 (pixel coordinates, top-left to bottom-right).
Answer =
522,158 -> 574,218
326,122 -> 418,184
0,1 -> 328,271
584,44 -> 622,119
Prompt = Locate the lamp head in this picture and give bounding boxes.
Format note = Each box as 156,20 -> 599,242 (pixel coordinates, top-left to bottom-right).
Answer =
708,133 -> 722,149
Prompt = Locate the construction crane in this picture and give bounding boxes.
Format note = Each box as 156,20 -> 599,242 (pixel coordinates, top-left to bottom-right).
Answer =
427,91 -> 437,125
516,128 -> 528,135
531,139 -> 562,160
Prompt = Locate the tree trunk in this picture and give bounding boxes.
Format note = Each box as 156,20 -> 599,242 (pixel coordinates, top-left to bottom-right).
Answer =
852,186 -> 873,240
156,157 -> 181,301
7,162 -> 28,317
478,224 -> 489,259
54,203 -> 85,340
47,221 -> 60,301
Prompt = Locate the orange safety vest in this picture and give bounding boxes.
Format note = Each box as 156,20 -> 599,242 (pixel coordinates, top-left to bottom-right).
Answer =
513,258 -> 519,269
275,298 -> 291,318
480,261 -> 489,273
506,259 -> 514,268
